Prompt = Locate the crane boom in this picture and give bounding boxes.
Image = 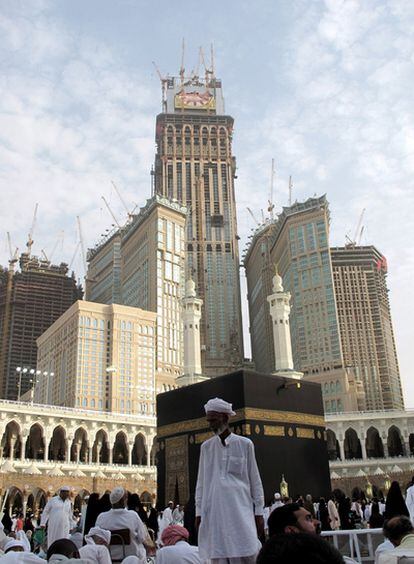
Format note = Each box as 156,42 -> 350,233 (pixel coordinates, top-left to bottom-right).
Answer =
26,203 -> 38,256
101,196 -> 121,228
76,216 -> 87,275
247,207 -> 260,226
353,208 -> 366,244
288,175 -> 293,206
111,180 -> 131,218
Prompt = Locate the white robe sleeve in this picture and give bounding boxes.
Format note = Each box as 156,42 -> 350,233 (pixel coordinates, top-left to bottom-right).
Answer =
247,440 -> 264,516
195,443 -> 205,517
40,499 -> 52,526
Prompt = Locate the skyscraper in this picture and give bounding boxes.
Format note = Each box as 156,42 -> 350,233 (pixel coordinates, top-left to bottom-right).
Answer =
244,196 -> 364,413
331,245 -> 404,410
35,300 -> 157,414
86,195 -> 186,391
0,253 -> 82,400
153,71 -> 244,375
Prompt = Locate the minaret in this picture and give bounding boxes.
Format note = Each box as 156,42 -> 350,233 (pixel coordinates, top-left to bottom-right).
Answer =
176,279 -> 209,387
267,268 -> 302,379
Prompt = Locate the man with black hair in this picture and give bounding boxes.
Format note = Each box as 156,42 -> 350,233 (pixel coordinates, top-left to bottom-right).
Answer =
257,532 -> 344,564
267,503 -> 318,537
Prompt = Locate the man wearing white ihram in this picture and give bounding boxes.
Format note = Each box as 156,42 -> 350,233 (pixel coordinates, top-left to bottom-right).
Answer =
195,397 -> 265,564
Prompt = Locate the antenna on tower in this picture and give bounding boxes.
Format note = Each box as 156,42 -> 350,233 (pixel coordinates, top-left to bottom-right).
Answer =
288,175 -> 293,206
267,159 -> 275,219
152,61 -> 168,112
180,38 -> 185,83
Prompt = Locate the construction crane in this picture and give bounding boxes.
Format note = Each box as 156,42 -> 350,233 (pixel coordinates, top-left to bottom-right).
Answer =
268,159 -> 275,219
26,203 -> 38,256
152,61 -> 168,112
101,196 -> 121,229
76,216 -> 87,276
179,38 -> 185,83
247,207 -> 260,226
69,241 -> 81,270
111,180 -> 134,222
288,175 -> 293,206
345,208 -> 366,247
6,232 -> 19,271
40,230 -> 64,265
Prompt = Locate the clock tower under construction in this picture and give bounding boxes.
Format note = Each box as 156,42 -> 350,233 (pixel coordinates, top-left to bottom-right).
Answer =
153,66 -> 244,375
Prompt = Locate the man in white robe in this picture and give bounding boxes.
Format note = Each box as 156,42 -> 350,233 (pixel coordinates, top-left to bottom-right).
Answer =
40,486 -> 75,548
195,397 -> 264,564
96,486 -> 147,562
406,478 -> 414,524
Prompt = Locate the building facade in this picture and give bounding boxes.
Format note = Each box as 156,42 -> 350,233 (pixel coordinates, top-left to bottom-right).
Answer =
86,195 -> 186,390
0,254 -> 82,401
0,398 -> 156,515
35,301 -> 156,415
153,73 -> 244,375
331,246 -> 404,411
243,196 -> 365,413
326,409 -> 414,497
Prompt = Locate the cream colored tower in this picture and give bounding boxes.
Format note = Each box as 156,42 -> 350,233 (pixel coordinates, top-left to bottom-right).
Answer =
176,279 -> 208,387
267,270 -> 302,379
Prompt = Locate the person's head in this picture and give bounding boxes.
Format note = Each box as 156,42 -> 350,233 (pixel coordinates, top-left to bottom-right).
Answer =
305,494 -> 312,503
4,539 -> 26,553
268,503 -> 318,536
257,532 -> 344,564
86,526 -> 111,547
47,538 -> 80,560
274,493 -> 282,501
204,397 -> 235,434
59,486 -> 70,501
110,486 -> 127,508
383,516 -> 414,546
167,500 -> 174,509
318,497 -> 326,509
161,524 -> 189,546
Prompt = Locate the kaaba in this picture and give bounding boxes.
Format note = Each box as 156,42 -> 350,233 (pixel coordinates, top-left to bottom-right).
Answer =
156,369 -> 331,508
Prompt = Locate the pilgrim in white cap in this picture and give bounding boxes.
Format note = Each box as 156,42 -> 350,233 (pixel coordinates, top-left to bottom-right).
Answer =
40,484 -> 76,548
4,538 -> 28,553
60,485 -> 70,492
109,486 -> 126,505
204,397 -> 236,416
79,525 -> 112,562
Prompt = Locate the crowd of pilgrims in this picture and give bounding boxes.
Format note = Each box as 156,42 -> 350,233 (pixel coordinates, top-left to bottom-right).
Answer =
0,479 -> 414,562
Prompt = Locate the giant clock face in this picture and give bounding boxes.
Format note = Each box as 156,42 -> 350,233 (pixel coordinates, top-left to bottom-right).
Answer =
175,89 -> 215,110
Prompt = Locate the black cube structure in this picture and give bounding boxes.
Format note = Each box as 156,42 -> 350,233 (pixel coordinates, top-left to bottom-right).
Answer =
156,369 -> 330,507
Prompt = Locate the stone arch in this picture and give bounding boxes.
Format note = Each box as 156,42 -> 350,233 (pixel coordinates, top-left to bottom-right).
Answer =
113,431 -> 128,465
344,427 -> 362,460
32,488 -> 47,512
25,423 -> 45,460
132,433 -> 147,466
140,491 -> 152,506
1,421 -> 22,460
409,434 -> 414,456
48,425 -> 67,461
71,427 -> 89,463
27,493 -> 34,514
150,436 -> 157,466
366,426 -> 385,458
388,425 -> 404,457
92,429 -> 109,463
8,486 -> 23,515
326,429 -> 340,461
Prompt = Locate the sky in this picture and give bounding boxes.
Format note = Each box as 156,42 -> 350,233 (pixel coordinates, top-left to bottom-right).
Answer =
1,0 -> 414,406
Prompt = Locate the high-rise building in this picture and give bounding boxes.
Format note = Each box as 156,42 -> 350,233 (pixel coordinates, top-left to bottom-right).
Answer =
244,196 -> 364,413
153,72 -> 244,375
331,245 -> 404,411
86,195 -> 186,391
0,253 -> 82,400
35,300 -> 157,414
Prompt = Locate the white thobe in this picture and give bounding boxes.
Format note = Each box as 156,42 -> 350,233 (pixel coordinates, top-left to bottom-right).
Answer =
79,542 -> 112,564
195,433 -> 264,561
406,485 -> 414,524
95,508 -> 146,562
157,540 -> 201,563
40,496 -> 75,548
327,499 -> 340,530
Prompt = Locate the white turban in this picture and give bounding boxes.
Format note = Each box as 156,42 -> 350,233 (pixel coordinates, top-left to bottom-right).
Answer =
86,526 -> 111,545
121,557 -> 141,564
204,397 -> 236,416
60,485 -> 70,492
4,538 -> 28,552
274,492 -> 281,500
110,486 -> 125,504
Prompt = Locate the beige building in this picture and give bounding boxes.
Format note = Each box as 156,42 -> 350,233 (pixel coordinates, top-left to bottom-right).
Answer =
331,245 -> 404,411
86,195 -> 186,391
243,196 -> 364,413
35,301 -> 156,415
